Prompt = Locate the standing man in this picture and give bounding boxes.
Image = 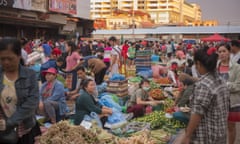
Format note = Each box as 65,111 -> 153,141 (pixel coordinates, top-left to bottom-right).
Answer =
166,41 -> 173,59
108,36 -> 121,77
230,40 -> 240,64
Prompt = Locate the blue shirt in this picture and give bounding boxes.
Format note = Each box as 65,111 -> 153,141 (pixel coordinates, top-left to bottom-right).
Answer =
42,44 -> 52,57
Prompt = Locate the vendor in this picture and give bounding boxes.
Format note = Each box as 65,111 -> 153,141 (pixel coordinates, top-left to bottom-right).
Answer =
127,79 -> 164,118
80,57 -> 107,85
38,67 -> 67,124
172,73 -> 197,125
159,65 -> 177,86
74,79 -> 112,125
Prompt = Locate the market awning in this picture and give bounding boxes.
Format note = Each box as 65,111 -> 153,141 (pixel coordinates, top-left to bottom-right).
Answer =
201,33 -> 230,42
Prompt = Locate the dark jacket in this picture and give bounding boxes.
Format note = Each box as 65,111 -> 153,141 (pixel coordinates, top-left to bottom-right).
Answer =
0,65 -> 39,130
74,90 -> 102,125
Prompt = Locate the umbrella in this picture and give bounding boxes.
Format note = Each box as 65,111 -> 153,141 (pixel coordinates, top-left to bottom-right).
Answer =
201,33 -> 230,42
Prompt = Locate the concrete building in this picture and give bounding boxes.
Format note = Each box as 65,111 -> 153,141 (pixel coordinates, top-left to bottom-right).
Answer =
90,0 -> 202,25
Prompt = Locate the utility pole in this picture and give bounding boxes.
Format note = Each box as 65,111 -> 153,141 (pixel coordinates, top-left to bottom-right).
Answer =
132,0 -> 135,41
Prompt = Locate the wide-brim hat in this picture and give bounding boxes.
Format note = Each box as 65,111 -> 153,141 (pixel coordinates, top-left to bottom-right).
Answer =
42,67 -> 57,76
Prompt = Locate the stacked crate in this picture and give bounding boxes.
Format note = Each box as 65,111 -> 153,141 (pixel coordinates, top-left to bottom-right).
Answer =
106,79 -> 128,97
126,65 -> 136,77
135,50 -> 152,73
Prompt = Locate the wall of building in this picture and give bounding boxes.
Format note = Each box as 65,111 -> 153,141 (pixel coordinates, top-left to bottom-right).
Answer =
76,0 -> 91,19
91,0 -> 202,26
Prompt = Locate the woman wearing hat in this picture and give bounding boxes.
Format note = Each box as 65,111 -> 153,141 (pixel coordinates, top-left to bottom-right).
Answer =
39,67 -> 67,124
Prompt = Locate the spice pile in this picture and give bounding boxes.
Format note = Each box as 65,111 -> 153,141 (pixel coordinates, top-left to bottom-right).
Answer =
39,121 -> 100,144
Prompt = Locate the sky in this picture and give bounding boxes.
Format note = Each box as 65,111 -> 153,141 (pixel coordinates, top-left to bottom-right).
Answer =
187,0 -> 240,25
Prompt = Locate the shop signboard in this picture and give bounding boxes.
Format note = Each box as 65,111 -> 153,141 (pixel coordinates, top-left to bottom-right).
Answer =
13,0 -> 31,10
0,0 -> 14,7
49,0 -> 77,15
0,0 -> 31,10
31,0 -> 47,12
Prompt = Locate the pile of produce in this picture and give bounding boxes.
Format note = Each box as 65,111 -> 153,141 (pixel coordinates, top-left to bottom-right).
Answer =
132,111 -> 185,130
117,130 -> 156,144
39,121 -> 100,144
118,129 -> 170,144
154,78 -> 172,85
90,121 -> 119,144
128,76 -> 142,83
163,98 -> 175,111
149,89 -> 166,100
150,129 -> 171,143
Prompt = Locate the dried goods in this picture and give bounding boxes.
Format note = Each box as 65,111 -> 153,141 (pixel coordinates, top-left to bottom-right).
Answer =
149,89 -> 166,100
39,121 -> 100,144
154,78 -> 172,85
117,130 -> 156,144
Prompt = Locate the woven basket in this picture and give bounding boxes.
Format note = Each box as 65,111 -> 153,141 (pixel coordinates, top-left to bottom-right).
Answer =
106,86 -> 128,92
107,79 -> 128,87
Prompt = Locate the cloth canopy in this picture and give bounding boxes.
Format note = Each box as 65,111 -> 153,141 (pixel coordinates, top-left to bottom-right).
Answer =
201,33 -> 230,42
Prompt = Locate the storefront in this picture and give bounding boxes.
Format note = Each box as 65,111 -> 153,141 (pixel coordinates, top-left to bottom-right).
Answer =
0,0 -> 93,39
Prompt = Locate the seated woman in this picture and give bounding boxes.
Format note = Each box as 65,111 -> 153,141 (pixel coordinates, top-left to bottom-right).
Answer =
172,73 -> 197,125
74,79 -> 112,125
38,67 -> 67,124
127,79 -> 164,118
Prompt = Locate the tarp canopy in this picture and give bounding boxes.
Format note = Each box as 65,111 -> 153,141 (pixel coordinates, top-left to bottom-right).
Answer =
201,33 -> 230,42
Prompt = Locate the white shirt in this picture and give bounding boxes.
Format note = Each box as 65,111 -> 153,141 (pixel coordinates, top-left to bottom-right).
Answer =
230,51 -> 240,64
21,48 -> 28,65
111,45 -> 121,64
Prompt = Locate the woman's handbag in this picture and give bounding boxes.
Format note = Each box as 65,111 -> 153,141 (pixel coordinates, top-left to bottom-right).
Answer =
0,128 -> 18,144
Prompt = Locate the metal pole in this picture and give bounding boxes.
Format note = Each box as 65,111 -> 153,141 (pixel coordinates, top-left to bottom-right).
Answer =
132,0 -> 135,41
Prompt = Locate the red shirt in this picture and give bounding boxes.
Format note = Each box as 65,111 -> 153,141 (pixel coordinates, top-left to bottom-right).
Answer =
121,44 -> 129,58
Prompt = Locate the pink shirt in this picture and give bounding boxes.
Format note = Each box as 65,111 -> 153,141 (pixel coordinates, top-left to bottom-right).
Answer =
66,51 -> 81,71
104,47 -> 112,62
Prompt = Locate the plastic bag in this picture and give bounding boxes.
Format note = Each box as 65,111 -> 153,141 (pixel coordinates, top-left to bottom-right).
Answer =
109,73 -> 126,81
97,82 -> 107,94
98,95 -> 122,112
107,108 -> 126,124
137,70 -> 153,79
83,112 -> 103,128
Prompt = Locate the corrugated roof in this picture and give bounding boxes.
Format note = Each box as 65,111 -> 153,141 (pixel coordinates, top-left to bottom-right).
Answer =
92,26 -> 240,35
